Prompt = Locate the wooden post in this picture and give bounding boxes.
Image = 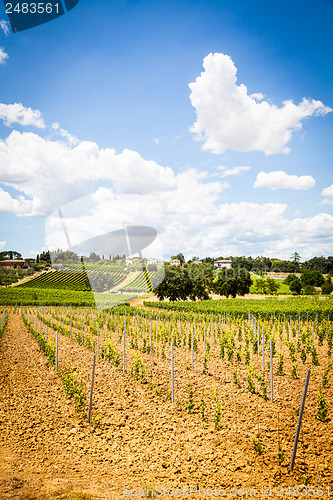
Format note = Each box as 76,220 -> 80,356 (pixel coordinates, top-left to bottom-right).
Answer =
290,369 -> 311,470
87,354 -> 96,423
97,324 -> 100,356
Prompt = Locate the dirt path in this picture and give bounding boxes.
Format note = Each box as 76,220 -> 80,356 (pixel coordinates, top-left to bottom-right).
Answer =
0,312 -> 332,499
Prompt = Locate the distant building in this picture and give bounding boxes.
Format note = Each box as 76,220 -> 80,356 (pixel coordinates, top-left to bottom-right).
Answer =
214,259 -> 232,269
192,260 -> 202,265
126,256 -> 142,266
170,259 -> 181,266
0,259 -> 32,269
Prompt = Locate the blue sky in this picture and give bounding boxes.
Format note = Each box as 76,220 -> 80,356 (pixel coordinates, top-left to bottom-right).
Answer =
0,0 -> 332,261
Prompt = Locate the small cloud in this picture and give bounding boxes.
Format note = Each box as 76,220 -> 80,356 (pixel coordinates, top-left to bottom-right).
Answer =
153,137 -> 160,144
319,198 -> 333,206
52,122 -> 60,130
322,184 -> 333,197
0,103 -> 45,128
217,165 -> 251,177
254,170 -> 315,190
0,47 -> 8,64
0,240 -> 6,250
0,20 -> 10,36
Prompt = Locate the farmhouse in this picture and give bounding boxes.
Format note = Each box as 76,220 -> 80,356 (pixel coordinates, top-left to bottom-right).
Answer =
213,259 -> 232,269
0,259 -> 32,269
126,256 -> 142,266
170,259 -> 181,266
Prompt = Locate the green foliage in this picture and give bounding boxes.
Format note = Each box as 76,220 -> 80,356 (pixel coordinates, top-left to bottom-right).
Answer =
253,438 -> 264,455
101,341 -> 120,366
311,346 -> 319,366
291,363 -> 298,379
278,444 -> 285,464
214,268 -> 252,298
0,287 -> 135,307
130,353 -> 146,383
233,366 -> 240,386
144,296 -> 333,322
251,277 -> 280,295
154,264 -> 213,301
247,367 -> 256,394
61,369 -> 86,411
316,392 -> 328,422
321,277 -> 333,295
300,348 -> 307,363
214,388 -> 223,430
277,354 -> 284,375
322,363 -> 332,387
301,269 -> 325,287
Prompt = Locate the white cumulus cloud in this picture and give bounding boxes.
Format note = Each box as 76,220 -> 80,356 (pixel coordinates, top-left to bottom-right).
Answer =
0,240 -> 6,250
0,47 -> 8,64
189,52 -> 332,155
254,170 -> 315,190
322,184 -> 333,197
0,103 -> 45,128
0,130 -> 177,216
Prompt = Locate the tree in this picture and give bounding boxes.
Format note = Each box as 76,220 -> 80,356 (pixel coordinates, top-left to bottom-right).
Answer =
265,278 -> 280,295
213,269 -> 252,298
288,276 -> 302,295
154,264 -> 212,301
301,269 -> 325,287
290,252 -> 301,263
322,277 -> 333,295
0,250 -> 22,261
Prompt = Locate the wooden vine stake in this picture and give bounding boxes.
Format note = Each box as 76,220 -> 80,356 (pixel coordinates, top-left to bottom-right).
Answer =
87,354 -> 96,423
97,324 -> 100,356
290,369 -> 311,471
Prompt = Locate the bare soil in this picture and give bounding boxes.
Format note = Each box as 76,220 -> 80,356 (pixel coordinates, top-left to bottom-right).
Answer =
0,311 -> 332,499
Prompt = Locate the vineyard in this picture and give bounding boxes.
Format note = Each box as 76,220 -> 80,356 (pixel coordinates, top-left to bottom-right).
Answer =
120,270 -> 160,292
0,295 -> 332,498
1,299 -> 332,496
17,268 -> 128,292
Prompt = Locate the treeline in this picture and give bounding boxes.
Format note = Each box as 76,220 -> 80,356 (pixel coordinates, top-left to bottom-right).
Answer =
224,255 -> 333,274
154,265 -> 252,301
